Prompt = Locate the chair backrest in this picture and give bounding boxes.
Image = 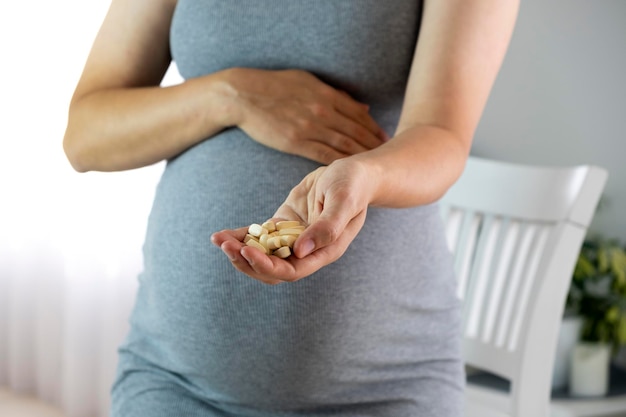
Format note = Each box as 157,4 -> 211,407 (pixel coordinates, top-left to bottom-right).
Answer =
439,156 -> 608,417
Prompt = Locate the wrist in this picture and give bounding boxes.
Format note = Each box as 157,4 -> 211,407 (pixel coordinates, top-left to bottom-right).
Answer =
205,67 -> 246,128
335,155 -> 384,208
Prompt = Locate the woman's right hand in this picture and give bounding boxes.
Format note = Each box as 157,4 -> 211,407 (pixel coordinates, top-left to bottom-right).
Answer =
224,68 -> 388,164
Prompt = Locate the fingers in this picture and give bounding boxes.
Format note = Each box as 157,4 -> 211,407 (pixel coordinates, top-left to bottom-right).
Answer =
215,230 -> 329,284
294,116 -> 384,163
211,216 -> 358,284
331,91 -> 389,144
210,226 -> 249,247
212,210 -> 365,284
324,115 -> 387,152
220,239 -> 284,285
294,204 -> 366,259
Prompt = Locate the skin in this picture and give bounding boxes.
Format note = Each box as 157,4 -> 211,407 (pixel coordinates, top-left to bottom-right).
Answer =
62,0 -> 386,172
64,0 -> 520,285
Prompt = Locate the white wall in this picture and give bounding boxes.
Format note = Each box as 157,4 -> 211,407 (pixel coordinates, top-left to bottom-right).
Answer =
473,0 -> 626,241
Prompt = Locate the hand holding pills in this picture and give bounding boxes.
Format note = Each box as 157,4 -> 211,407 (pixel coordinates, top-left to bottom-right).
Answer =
211,158 -> 373,285
243,220 -> 306,259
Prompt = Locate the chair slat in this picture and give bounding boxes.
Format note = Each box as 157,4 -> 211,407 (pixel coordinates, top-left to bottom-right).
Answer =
465,215 -> 501,339
440,157 -> 608,417
507,224 -> 551,351
443,207 -> 463,255
494,222 -> 536,350
481,218 -> 520,344
454,210 -> 482,300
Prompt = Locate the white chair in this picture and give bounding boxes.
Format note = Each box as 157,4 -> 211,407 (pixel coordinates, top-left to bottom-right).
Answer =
439,156 -> 608,417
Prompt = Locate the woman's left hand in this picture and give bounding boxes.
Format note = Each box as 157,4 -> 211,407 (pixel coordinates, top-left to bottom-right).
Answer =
211,158 -> 376,284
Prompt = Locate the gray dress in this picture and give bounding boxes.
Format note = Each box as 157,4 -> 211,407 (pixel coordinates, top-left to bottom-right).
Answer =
111,1 -> 465,416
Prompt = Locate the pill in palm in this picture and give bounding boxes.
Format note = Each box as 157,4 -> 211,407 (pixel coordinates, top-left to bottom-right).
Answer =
244,220 -> 306,257
245,238 -> 269,254
273,246 -> 291,259
247,223 -> 268,237
276,221 -> 302,230
261,221 -> 276,233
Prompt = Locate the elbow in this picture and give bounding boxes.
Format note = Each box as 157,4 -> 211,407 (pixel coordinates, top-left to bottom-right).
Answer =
63,97 -> 98,173
63,130 -> 91,173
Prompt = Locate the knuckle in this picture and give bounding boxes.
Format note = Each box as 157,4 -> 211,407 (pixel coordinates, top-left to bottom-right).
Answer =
333,135 -> 352,152
298,117 -> 315,131
319,85 -> 336,100
315,148 -> 336,164
335,134 -> 364,155
309,102 -> 327,117
284,125 -> 302,143
323,222 -> 341,244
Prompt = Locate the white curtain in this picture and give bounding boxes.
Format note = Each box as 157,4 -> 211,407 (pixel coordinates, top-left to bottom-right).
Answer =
0,1 -> 181,416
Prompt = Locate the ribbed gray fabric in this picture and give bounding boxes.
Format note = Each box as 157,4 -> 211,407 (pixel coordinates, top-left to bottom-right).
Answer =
111,1 -> 464,416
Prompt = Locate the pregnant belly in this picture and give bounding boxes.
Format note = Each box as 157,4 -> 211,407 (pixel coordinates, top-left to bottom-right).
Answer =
155,129 -> 321,229
127,129 -> 459,407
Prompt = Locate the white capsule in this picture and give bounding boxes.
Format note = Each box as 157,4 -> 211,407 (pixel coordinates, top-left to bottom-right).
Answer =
248,223 -> 265,237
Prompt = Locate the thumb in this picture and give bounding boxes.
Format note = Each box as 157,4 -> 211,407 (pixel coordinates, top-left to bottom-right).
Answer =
293,201 -> 353,258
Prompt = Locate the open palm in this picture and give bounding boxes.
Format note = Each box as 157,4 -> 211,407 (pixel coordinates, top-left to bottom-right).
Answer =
211,160 -> 372,284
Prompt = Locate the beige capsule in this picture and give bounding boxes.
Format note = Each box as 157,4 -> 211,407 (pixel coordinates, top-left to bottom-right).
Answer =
280,235 -> 297,248
261,221 -> 276,233
243,234 -> 258,244
246,238 -> 268,254
273,246 -> 291,259
267,236 -> 282,250
276,220 -> 303,231
278,228 -> 304,236
259,234 -> 270,247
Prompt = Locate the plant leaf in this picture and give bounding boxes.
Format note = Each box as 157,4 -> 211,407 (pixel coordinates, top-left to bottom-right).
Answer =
598,245 -> 610,273
574,255 -> 596,281
611,247 -> 626,286
606,306 -> 620,322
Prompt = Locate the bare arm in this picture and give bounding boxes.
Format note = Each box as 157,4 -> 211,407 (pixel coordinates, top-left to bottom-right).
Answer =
357,0 -> 520,207
62,0 -> 226,172
63,0 -> 386,173
212,0 -> 520,283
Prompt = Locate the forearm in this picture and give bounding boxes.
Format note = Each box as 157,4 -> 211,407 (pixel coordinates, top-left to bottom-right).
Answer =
356,0 -> 519,208
353,124 -> 469,208
63,70 -> 237,172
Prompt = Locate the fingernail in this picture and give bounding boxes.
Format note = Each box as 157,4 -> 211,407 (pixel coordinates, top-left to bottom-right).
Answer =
299,239 -> 315,257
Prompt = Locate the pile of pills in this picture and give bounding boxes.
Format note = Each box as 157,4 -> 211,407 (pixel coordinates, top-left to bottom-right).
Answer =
243,220 -> 306,258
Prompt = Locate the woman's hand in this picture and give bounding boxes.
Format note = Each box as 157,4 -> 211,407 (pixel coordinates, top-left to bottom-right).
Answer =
211,158 -> 377,284
225,68 -> 388,164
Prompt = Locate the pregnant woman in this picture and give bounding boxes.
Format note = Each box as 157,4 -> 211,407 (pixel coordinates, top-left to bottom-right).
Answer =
63,1 -> 518,416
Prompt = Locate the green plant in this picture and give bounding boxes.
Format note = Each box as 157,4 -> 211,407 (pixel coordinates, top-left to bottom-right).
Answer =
567,238 -> 626,353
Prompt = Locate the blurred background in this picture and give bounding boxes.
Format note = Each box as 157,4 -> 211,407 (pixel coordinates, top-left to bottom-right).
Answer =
0,1 -> 624,416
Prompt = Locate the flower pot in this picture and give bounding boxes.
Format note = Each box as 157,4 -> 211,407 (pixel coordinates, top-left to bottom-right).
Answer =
552,316 -> 583,390
569,342 -> 611,397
